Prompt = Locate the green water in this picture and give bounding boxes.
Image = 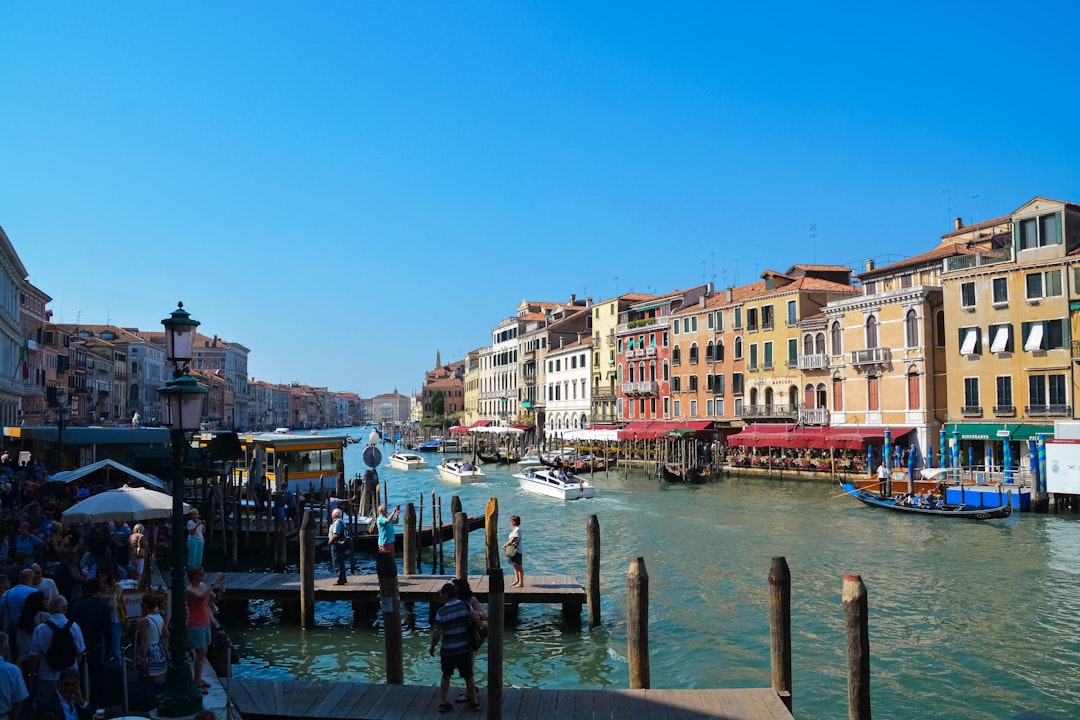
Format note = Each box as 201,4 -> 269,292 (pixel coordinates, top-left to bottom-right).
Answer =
222,437 -> 1080,719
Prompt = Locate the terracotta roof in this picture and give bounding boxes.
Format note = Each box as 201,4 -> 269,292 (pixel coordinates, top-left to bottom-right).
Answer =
786,263 -> 852,274
859,240 -> 975,278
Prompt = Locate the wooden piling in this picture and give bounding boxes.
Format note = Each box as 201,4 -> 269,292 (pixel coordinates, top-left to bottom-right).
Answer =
768,556 -> 792,712
437,497 -> 444,574
451,495 -> 462,517
587,514 -> 601,629
453,511 -> 469,578
299,509 -> 315,628
376,552 -> 404,684
485,497 -> 500,571
403,503 -> 417,575
627,557 -> 650,689
843,574 -> 871,720
486,567 -> 505,720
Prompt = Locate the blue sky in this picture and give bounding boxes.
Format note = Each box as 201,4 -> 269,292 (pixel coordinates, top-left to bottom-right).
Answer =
3,2 -> 1078,398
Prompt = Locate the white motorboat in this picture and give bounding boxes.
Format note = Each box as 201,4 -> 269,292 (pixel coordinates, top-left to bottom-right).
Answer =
516,454 -> 543,468
437,458 -> 486,484
389,452 -> 429,471
513,468 -> 596,500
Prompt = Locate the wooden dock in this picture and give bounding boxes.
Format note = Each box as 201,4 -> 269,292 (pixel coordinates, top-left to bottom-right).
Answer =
228,678 -> 793,719
219,571 -> 586,607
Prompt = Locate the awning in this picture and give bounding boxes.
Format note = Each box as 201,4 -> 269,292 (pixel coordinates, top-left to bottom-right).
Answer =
46,458 -> 166,490
777,428 -> 827,449
726,423 -> 794,447
448,426 -> 469,434
1011,424 -> 1054,441
509,423 -> 532,431
822,427 -> 913,449
617,420 -> 712,440
948,423 -> 1054,441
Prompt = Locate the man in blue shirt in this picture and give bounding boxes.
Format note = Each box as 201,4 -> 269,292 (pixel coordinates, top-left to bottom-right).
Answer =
0,568 -> 37,661
429,583 -> 478,711
327,509 -> 348,585
375,505 -> 399,554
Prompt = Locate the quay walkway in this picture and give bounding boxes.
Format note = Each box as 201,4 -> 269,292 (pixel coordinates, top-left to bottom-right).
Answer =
219,571 -> 586,607
227,677 -> 793,720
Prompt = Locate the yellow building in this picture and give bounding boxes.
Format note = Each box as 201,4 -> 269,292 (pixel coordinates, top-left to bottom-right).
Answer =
940,197 -> 1080,474
589,293 -> 652,425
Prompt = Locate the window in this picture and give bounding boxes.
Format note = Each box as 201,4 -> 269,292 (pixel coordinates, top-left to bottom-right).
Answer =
1018,212 -> 1062,250
1023,320 -> 1068,351
689,376 -> 698,391
866,316 -> 878,349
1030,374 -> 1068,408
961,282 -> 976,309
900,273 -> 913,289
867,375 -> 879,411
787,300 -> 797,326
707,312 -> 714,330
663,361 -> 670,381
936,311 -> 946,347
733,307 -> 742,329
989,324 -> 1013,354
673,321 -> 680,336
673,399 -> 681,417
716,340 -> 724,362
748,343 -> 758,371
788,338 -> 798,365
672,376 -> 681,392
689,343 -> 699,364
706,399 -> 713,415
831,322 -> 843,355
1026,269 -> 1063,300
716,398 -> 724,416
747,308 -> 758,332
672,346 -> 681,365
732,373 -> 744,395
689,399 -> 697,416
734,337 -> 743,360
996,376 -> 1013,408
905,310 -> 919,348
964,377 -> 980,408
832,375 -> 843,411
691,316 -> 697,332
683,318 -> 690,333
864,280 -> 876,295
992,277 -> 1008,304
959,327 -> 981,356
715,310 -> 724,332
762,305 -> 774,330
763,341 -> 773,369
907,368 -> 920,410
715,374 -> 725,395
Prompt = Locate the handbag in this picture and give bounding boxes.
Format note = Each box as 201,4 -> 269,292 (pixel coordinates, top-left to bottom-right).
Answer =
503,544 -> 517,558
468,614 -> 487,652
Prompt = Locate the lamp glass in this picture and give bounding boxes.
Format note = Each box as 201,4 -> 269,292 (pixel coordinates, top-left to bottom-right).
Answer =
162,302 -> 201,362
56,387 -> 68,407
159,376 -> 208,432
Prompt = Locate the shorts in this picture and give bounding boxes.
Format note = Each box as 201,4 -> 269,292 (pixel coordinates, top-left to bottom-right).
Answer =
511,552 -> 523,566
378,542 -> 395,554
187,624 -> 212,649
440,650 -> 474,679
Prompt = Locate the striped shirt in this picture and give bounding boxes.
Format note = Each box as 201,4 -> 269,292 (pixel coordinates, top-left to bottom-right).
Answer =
435,599 -> 470,656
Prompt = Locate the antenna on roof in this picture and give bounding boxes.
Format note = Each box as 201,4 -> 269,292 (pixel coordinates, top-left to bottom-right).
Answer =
701,260 -> 706,284
614,275 -> 619,296
810,224 -> 817,263
971,194 -> 980,225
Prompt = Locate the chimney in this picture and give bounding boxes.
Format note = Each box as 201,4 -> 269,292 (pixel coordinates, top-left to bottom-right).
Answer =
954,217 -> 963,231
699,294 -> 706,308
865,259 -> 875,272
726,288 -> 733,302
570,293 -> 576,305
586,297 -> 593,308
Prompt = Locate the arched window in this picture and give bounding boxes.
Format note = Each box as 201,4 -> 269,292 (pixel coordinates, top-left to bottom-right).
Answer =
867,374 -> 880,411
689,343 -> 699,364
706,340 -> 714,362
716,340 -> 725,362
764,387 -> 774,407
750,388 -> 759,406
907,365 -> 921,410
905,309 -> 919,348
628,364 -> 636,382
580,413 -> 588,428
831,322 -> 843,356
815,333 -> 826,355
832,373 -> 844,411
866,316 -> 879,349
935,310 -> 946,347
649,361 -> 656,382
804,383 -> 815,408
734,337 -> 743,359
663,361 -> 669,381
803,334 -> 815,355
815,383 -> 827,410
672,346 -> 682,364
789,385 -> 799,408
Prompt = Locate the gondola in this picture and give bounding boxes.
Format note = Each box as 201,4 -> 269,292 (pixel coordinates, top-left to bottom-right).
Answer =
661,464 -> 710,484
840,483 -> 1012,519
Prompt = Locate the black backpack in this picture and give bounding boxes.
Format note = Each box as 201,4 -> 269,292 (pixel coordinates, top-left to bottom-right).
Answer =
44,618 -> 77,670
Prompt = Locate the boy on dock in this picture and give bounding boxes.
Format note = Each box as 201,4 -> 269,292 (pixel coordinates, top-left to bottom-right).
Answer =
430,582 -> 479,712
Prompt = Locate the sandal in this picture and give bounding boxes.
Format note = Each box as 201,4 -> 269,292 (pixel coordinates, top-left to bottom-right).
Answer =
438,702 -> 454,712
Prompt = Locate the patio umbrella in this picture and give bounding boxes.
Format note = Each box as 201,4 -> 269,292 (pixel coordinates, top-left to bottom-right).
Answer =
62,484 -> 191,524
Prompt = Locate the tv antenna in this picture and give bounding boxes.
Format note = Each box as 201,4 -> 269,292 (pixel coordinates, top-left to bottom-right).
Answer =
810,224 -> 817,263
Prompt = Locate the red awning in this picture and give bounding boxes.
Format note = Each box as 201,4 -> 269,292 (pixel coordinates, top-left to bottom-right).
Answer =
777,428 -> 827,449
726,424 -> 795,447
509,423 -> 531,431
448,426 -> 469,434
821,427 -> 913,450
615,421 -> 712,440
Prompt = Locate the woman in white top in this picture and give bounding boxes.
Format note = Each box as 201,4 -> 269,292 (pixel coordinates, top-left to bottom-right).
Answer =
186,510 -> 206,567
503,515 -> 523,588
137,594 -> 169,683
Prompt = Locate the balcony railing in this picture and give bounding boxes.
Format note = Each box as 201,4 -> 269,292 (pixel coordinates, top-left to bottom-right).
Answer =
798,353 -> 829,370
617,315 -> 670,333
1072,340 -> 1080,360
850,347 -> 891,365
961,405 -> 983,417
738,403 -> 798,420
798,407 -> 830,425
993,405 -> 1016,417
1025,404 -> 1072,417
621,381 -> 659,396
944,247 -> 1013,272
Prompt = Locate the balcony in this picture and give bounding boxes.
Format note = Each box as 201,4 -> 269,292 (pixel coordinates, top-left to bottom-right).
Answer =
850,347 -> 891,366
961,406 -> 983,417
798,353 -> 829,370
738,403 -> 798,420
621,381 -> 659,396
617,315 -> 670,334
993,405 -> 1016,417
1026,404 -> 1072,417
944,246 -> 1013,272
798,407 -> 830,425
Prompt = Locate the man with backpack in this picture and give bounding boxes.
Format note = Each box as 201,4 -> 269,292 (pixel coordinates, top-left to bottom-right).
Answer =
27,595 -> 85,712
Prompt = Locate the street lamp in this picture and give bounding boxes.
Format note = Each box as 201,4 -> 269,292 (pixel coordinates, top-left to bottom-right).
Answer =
156,302 -> 208,717
54,387 -> 70,471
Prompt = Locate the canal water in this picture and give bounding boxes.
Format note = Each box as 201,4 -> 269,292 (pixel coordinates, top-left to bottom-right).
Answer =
222,434 -> 1080,719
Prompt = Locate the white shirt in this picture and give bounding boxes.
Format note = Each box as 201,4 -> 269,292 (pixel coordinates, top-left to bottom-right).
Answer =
29,613 -> 86,681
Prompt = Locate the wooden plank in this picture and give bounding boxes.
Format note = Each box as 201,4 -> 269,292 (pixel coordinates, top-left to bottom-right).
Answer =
334,682 -> 384,718
307,680 -> 359,717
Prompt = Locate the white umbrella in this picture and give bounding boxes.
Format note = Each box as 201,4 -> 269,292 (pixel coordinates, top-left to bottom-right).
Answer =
62,484 -> 192,524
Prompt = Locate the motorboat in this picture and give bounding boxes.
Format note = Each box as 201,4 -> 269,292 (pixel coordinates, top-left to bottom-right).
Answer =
389,452 -> 429,471
513,467 -> 596,500
437,458 -> 486,484
516,453 -> 543,468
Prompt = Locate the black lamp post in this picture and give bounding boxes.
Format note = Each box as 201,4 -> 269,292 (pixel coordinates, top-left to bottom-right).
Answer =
156,302 -> 208,717
55,387 -> 69,472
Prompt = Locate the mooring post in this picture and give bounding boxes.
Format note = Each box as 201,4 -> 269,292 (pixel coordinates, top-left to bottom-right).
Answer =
451,494 -> 462,517
843,574 -> 871,720
376,551 -> 404,684
768,556 -> 792,712
403,502 -> 417,575
299,509 -> 315,628
454,511 -> 469,578
485,497 -> 500,571
627,556 -> 650,689
587,514 -> 601,629
487,566 -> 505,720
